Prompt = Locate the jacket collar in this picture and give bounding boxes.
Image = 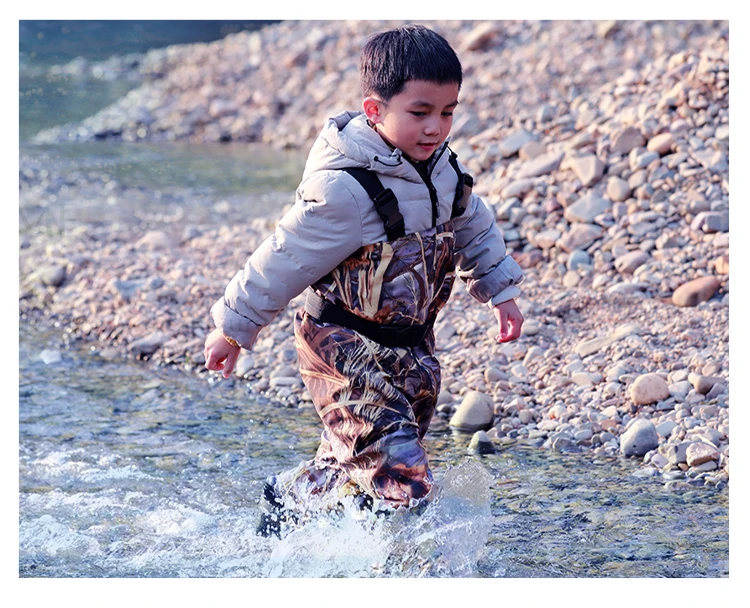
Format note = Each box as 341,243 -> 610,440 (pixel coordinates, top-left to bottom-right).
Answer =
311,111 -> 453,184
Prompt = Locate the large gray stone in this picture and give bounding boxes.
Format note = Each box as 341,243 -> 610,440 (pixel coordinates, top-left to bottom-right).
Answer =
620,418 -> 659,457
449,391 -> 494,432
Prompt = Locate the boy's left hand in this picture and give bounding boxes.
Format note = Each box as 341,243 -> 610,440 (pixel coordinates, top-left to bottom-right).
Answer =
493,298 -> 524,343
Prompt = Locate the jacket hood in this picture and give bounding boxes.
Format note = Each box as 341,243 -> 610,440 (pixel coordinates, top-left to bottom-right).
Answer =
301,111 -> 452,184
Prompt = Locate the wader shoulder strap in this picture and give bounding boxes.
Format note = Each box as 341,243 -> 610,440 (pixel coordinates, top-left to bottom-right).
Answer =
342,167 -> 405,241
448,151 -> 474,219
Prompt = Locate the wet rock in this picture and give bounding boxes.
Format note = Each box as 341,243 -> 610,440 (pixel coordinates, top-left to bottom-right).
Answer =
620,418 -> 659,457
468,430 -> 495,454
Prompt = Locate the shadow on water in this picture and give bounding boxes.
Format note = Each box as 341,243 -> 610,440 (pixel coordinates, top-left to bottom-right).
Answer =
18,325 -> 728,578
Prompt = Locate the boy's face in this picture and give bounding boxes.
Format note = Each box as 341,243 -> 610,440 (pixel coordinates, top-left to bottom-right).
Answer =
363,80 -> 459,162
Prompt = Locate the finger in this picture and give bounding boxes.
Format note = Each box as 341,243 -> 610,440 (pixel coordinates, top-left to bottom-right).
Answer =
507,315 -> 523,341
222,348 -> 240,379
205,351 -> 226,372
499,314 -> 524,343
496,308 -> 509,343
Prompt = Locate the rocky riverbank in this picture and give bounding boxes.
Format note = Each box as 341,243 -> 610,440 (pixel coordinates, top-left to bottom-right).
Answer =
20,19 -> 729,489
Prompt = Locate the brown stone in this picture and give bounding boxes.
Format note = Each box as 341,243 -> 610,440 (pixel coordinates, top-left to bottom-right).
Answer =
672,276 -> 720,307
686,442 -> 720,467
715,254 -> 729,274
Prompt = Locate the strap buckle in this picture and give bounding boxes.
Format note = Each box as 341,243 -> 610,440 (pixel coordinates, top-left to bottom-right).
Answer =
372,188 -> 405,238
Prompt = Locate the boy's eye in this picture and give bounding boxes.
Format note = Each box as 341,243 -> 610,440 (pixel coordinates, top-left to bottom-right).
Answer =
442,112 -> 454,117
410,111 -> 426,117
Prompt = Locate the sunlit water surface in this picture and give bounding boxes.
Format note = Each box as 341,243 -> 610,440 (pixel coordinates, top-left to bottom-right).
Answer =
19,326 -> 728,578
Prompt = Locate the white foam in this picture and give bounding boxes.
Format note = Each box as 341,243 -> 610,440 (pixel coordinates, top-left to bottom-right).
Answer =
263,458 -> 494,578
20,514 -> 103,558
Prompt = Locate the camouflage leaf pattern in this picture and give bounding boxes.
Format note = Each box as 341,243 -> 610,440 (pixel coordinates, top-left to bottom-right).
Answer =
274,222 -> 458,510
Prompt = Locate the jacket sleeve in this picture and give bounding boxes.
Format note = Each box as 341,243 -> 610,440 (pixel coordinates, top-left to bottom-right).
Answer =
452,190 -> 524,305
211,172 -> 364,348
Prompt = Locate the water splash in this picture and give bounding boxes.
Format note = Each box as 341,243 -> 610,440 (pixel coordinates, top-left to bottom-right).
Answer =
264,459 -> 493,578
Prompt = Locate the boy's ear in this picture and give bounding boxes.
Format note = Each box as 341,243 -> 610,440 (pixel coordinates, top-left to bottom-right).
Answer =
362,96 -> 385,124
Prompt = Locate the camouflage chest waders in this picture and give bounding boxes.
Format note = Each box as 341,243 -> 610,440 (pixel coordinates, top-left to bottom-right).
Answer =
268,154 -> 472,517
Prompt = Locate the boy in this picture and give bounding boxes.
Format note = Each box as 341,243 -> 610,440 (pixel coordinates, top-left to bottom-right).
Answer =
204,25 -> 524,534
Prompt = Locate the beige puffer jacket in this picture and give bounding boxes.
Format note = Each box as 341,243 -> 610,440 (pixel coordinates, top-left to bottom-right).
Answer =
211,111 -> 523,348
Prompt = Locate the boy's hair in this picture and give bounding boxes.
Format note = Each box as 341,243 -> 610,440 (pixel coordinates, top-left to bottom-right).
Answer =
360,25 -> 463,101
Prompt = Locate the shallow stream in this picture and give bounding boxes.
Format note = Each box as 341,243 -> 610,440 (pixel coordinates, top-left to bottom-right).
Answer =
19,325 -> 729,578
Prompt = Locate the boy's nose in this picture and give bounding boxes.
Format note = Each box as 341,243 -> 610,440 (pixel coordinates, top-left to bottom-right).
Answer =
423,119 -> 440,136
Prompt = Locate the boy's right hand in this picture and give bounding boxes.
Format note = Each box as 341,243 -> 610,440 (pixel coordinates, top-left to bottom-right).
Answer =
204,328 -> 242,379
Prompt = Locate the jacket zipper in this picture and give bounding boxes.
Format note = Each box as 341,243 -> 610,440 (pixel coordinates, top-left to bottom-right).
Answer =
412,143 -> 448,227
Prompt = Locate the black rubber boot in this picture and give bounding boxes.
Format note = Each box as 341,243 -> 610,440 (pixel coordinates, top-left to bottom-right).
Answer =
256,476 -> 296,538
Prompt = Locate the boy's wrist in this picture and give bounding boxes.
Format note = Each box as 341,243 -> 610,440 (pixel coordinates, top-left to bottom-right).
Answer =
223,334 -> 241,348
487,285 -> 522,308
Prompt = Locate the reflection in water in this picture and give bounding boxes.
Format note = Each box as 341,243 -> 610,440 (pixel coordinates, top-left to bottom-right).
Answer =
19,326 -> 728,578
